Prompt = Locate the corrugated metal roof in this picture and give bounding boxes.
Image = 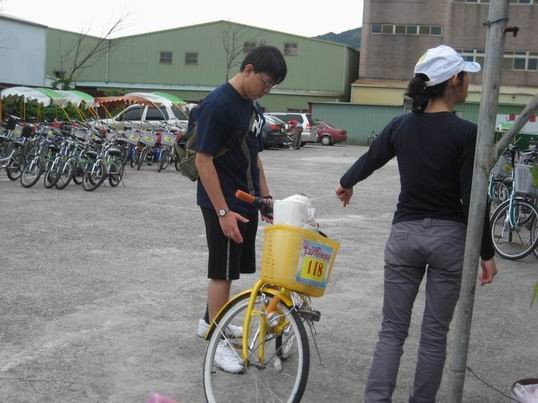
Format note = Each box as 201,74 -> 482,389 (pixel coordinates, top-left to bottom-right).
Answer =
0,12 -> 47,29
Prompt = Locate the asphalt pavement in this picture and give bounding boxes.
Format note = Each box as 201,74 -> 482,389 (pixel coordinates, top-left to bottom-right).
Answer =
0,143 -> 536,402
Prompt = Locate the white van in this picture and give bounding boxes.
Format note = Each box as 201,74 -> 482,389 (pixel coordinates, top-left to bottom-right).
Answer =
265,112 -> 316,144
100,104 -> 188,131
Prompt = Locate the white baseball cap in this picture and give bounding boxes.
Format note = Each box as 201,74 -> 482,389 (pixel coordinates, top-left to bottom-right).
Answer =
414,45 -> 481,87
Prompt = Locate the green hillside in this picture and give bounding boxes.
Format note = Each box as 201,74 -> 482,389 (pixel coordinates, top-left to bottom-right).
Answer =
315,27 -> 361,49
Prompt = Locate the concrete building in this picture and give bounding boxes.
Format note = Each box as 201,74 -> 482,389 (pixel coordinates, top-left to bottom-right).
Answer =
353,0 -> 538,107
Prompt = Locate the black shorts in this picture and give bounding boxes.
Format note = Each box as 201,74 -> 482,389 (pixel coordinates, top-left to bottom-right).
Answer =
201,208 -> 258,280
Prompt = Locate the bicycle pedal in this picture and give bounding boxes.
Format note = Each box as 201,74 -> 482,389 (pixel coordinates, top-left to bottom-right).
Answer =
299,309 -> 321,322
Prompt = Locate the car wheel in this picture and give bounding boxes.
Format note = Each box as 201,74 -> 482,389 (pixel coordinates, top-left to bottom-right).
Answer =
320,134 -> 333,146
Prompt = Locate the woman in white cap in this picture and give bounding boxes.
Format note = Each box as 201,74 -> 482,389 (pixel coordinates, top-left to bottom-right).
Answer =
336,45 -> 498,402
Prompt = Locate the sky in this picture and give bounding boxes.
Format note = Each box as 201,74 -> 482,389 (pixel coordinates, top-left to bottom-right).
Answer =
1,0 -> 364,39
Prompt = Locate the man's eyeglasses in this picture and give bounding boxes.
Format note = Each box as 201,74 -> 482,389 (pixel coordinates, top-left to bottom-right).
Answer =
257,74 -> 276,89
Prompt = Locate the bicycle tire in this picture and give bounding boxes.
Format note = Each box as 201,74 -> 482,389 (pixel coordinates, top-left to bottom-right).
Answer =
43,160 -> 62,189
158,149 -> 170,172
55,158 -> 76,190
108,156 -> 124,187
491,199 -> 538,260
136,149 -> 147,171
82,160 -> 106,191
20,158 -> 43,188
490,180 -> 511,209
6,151 -> 25,181
203,291 -> 310,403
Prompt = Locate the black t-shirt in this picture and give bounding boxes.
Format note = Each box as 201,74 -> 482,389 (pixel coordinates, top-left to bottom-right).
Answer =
340,112 -> 494,260
195,82 -> 264,216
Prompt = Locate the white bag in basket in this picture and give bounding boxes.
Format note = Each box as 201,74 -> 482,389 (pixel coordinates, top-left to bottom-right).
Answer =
513,383 -> 538,403
273,194 -> 317,231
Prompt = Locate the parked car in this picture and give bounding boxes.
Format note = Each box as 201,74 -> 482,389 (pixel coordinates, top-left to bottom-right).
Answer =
265,112 -> 315,144
100,104 -> 189,131
314,121 -> 348,145
261,114 -> 287,148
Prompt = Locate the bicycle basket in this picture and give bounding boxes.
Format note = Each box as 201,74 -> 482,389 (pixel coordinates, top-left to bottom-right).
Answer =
72,128 -> 90,141
491,155 -> 513,178
261,225 -> 340,297
139,132 -> 157,147
123,130 -> 141,145
514,164 -> 538,197
160,132 -> 175,147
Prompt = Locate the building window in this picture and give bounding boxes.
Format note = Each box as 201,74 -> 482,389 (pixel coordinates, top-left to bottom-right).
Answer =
371,23 -> 441,36
243,41 -> 257,53
509,0 -> 536,3
454,0 -> 491,3
185,52 -> 198,65
160,51 -> 172,64
458,48 -> 538,71
284,43 -> 298,56
382,24 -> 393,34
406,25 -> 418,34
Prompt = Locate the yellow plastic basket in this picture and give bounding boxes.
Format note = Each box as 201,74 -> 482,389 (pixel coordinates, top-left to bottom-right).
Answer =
261,225 -> 340,297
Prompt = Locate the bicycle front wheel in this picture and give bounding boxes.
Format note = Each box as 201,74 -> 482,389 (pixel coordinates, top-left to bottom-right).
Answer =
203,291 -> 310,403
491,199 -> 538,260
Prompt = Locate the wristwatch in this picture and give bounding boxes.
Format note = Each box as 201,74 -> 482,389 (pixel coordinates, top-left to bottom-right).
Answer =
217,207 -> 230,217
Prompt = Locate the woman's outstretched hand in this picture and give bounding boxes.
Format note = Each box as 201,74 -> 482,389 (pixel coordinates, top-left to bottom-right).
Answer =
336,185 -> 353,207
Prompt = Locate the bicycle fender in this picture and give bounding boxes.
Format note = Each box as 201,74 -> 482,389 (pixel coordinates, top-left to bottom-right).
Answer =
205,288 -> 293,340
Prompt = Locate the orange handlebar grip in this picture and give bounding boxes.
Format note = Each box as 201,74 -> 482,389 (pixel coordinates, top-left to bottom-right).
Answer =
235,190 -> 256,204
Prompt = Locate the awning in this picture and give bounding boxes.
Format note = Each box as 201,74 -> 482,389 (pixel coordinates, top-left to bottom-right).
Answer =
0,87 -> 94,107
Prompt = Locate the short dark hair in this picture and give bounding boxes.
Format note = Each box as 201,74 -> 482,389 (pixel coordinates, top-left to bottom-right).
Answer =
240,45 -> 287,85
406,71 -> 465,113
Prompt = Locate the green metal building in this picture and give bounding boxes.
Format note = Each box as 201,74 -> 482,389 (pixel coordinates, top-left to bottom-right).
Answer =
311,101 -> 536,146
45,21 -> 359,113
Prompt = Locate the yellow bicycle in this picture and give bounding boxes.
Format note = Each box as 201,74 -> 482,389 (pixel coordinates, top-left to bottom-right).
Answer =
202,196 -> 340,402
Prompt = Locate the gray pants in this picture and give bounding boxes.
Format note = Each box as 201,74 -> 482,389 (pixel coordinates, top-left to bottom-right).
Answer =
364,219 -> 466,403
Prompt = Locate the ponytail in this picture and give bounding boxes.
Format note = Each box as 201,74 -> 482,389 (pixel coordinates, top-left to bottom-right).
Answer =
405,73 -> 450,113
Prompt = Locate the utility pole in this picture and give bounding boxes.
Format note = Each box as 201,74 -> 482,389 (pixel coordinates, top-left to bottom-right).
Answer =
447,0 -> 509,401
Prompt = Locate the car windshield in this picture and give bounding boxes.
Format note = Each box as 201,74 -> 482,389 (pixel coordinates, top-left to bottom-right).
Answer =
321,121 -> 335,128
145,107 -> 168,121
172,106 -> 188,120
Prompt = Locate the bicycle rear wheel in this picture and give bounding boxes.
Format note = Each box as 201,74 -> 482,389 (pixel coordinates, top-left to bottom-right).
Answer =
491,199 -> 538,260
82,160 -> 106,191
55,158 -> 76,190
108,156 -> 124,187
203,291 -> 309,403
20,157 -> 43,188
6,151 -> 25,181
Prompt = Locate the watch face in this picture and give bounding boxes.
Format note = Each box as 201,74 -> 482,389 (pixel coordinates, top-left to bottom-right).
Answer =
218,208 -> 227,217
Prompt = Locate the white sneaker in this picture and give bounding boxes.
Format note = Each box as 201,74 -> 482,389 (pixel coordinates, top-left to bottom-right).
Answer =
214,340 -> 244,373
197,319 -> 243,339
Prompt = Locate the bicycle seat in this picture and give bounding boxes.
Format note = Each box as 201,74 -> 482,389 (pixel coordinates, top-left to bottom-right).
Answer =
108,148 -> 122,157
85,150 -> 99,158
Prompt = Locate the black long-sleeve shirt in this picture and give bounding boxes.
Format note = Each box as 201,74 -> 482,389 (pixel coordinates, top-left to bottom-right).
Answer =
340,112 -> 494,260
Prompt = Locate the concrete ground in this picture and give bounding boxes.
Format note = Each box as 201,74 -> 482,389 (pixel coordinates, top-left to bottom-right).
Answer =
0,143 -> 536,403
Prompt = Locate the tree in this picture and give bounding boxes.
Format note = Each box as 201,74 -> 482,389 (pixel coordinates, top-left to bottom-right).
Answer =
222,21 -> 262,80
53,17 -> 124,89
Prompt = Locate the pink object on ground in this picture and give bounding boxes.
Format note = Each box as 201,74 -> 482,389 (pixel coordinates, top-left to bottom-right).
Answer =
147,393 -> 179,403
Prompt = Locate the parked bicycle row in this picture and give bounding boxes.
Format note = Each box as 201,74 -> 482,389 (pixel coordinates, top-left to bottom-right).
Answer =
488,140 -> 538,261
0,117 -> 189,191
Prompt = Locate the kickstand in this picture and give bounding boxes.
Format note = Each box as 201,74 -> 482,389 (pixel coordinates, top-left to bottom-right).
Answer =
306,321 -> 324,367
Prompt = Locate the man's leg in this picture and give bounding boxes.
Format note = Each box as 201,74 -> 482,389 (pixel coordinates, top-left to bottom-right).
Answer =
207,279 -> 232,321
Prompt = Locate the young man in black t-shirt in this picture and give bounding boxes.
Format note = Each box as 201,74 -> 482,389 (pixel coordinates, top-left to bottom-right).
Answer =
194,46 -> 286,373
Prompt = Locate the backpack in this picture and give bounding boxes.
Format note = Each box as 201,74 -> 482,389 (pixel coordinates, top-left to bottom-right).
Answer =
175,105 -> 257,185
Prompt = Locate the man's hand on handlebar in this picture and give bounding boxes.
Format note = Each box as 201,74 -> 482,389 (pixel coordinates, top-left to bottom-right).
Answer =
259,197 -> 273,224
